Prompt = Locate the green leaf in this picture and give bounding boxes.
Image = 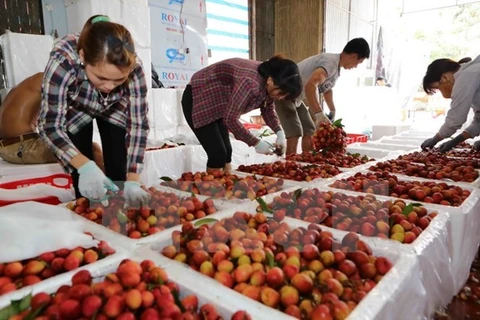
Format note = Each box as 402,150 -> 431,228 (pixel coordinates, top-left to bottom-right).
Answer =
91,309 -> 99,320
402,203 -> 423,216
292,188 -> 303,201
0,305 -> 18,320
194,218 -> 219,227
18,294 -> 32,311
256,197 -> 273,213
266,252 -> 275,269
116,210 -> 129,224
402,203 -> 413,216
350,153 -> 361,158
332,118 -> 344,128
172,289 -> 186,312
24,302 -> 49,320
190,192 -> 197,198
160,176 -> 173,181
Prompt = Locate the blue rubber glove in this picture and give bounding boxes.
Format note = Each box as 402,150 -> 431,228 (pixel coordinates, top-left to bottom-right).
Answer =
124,181 -> 151,208
77,161 -> 118,200
275,130 -> 286,155
438,135 -> 465,153
254,140 -> 273,155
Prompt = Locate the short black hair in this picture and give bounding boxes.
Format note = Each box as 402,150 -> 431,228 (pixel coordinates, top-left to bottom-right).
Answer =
258,55 -> 302,100
423,59 -> 460,95
458,57 -> 472,64
343,38 -> 370,59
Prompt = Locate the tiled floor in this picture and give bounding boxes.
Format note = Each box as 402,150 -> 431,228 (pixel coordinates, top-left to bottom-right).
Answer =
435,256 -> 480,319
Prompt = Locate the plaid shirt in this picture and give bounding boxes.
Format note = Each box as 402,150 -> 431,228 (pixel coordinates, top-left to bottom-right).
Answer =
189,58 -> 282,146
38,34 -> 149,174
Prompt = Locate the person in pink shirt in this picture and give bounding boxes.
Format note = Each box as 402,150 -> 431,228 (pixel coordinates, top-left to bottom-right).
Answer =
182,55 -> 302,174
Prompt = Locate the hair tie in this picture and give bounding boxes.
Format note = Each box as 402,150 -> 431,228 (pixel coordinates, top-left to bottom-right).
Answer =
92,16 -> 110,24
106,35 -> 135,54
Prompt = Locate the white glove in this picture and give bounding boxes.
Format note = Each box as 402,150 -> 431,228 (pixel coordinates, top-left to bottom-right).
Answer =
314,112 -> 331,128
255,140 -> 273,155
275,130 -> 286,155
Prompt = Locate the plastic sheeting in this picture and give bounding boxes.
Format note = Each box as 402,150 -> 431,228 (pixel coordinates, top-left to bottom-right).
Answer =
0,31 -> 53,87
0,206 -> 128,309
0,203 -> 98,263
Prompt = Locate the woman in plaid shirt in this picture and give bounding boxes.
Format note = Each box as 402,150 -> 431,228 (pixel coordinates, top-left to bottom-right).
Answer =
182,55 -> 302,174
38,15 -> 150,207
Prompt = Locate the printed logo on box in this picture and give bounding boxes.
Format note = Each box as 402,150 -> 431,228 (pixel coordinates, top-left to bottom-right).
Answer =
168,0 -> 184,4
161,12 -> 187,26
161,71 -> 190,82
166,48 -> 186,63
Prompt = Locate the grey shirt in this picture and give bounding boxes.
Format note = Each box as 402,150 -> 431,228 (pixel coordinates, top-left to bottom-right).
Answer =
297,53 -> 341,102
439,54 -> 480,138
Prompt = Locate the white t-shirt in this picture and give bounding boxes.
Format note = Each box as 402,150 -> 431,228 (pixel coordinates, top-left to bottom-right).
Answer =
297,53 -> 341,102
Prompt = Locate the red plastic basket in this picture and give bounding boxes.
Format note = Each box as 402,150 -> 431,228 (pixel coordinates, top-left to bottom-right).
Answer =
346,133 -> 368,144
0,174 -> 72,206
242,123 -> 263,130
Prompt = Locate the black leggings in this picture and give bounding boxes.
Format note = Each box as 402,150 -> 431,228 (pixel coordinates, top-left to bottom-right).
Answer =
182,85 -> 232,168
68,118 -> 127,198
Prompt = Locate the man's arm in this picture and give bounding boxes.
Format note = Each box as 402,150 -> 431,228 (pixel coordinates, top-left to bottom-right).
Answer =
323,89 -> 335,113
304,67 -> 328,115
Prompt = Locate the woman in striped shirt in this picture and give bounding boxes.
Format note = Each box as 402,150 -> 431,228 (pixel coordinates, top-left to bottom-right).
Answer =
38,15 -> 150,207
182,55 -> 302,174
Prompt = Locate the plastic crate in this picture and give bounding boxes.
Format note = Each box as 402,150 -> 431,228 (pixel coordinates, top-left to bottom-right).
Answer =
0,174 -> 72,206
346,133 -> 368,144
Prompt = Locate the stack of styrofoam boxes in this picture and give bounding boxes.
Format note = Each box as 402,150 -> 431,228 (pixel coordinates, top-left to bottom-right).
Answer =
0,31 -> 54,88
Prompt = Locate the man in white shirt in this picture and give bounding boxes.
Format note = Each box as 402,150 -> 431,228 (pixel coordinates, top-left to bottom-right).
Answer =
275,38 -> 371,155
421,56 -> 480,152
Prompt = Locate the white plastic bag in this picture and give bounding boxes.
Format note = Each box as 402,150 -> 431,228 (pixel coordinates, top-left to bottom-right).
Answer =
0,202 -> 98,263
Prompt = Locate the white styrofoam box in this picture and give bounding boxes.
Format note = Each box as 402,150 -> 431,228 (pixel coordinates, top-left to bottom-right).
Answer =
372,124 -> 411,141
120,0 -> 150,48
0,31 -> 53,87
151,88 -> 179,128
152,170 -> 301,211
0,209 -> 129,308
136,47 -> 152,88
378,138 -> 423,147
141,145 -> 192,185
362,142 -> 418,152
346,144 -> 397,160
328,169 -> 480,294
147,213 -> 427,320
65,0 -> 122,34
0,244 -> 287,320
257,185 -> 455,316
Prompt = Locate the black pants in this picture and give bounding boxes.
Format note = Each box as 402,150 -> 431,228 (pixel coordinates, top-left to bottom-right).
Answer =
182,85 -> 232,168
68,118 -> 127,198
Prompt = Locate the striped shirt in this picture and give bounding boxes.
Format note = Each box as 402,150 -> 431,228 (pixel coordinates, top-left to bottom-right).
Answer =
189,58 -> 282,146
38,34 -> 149,174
